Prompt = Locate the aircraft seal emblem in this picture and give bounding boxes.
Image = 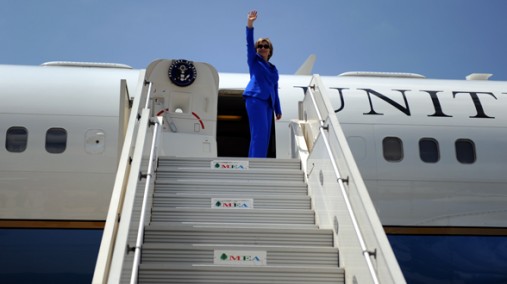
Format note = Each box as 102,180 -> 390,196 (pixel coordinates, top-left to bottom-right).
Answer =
168,59 -> 197,87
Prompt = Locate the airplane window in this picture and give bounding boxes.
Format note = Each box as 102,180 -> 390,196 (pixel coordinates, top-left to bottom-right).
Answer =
46,128 -> 67,154
5,126 -> 28,153
383,137 -> 403,162
419,138 -> 439,163
455,139 -> 476,164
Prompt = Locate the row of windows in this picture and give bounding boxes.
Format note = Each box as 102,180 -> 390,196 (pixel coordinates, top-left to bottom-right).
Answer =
4,126 -> 478,164
383,137 -> 476,164
5,126 -> 67,154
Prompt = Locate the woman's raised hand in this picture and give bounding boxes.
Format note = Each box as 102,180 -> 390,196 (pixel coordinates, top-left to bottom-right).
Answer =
247,10 -> 257,27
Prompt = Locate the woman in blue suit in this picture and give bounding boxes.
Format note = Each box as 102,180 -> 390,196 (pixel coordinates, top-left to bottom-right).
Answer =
244,10 -> 282,158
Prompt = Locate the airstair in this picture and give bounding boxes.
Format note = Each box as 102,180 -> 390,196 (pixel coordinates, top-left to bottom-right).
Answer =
139,157 -> 343,283
92,59 -> 406,283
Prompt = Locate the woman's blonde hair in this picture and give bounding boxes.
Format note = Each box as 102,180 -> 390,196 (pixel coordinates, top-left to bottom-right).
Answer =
256,38 -> 273,60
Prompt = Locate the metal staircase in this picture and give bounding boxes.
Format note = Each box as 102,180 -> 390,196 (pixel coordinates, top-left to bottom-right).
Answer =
92,59 -> 406,283
138,157 -> 344,283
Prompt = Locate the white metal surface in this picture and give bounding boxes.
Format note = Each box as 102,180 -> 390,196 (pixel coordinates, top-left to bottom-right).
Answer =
301,75 -> 406,283
148,59 -> 219,157
0,64 -> 142,221
92,72 -> 148,284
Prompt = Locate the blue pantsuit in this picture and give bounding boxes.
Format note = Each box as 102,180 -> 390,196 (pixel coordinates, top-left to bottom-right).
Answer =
243,27 -> 282,158
245,97 -> 273,157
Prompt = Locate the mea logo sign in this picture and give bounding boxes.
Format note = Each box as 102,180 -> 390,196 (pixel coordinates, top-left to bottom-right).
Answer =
211,198 -> 254,209
214,250 -> 267,266
211,160 -> 249,170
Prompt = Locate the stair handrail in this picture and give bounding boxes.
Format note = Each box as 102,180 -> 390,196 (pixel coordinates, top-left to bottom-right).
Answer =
306,76 -> 379,284
92,74 -> 154,284
92,74 -> 146,284
302,74 -> 406,283
129,114 -> 162,284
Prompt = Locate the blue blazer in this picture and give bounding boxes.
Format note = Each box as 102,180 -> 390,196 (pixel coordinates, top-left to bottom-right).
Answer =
243,27 -> 282,116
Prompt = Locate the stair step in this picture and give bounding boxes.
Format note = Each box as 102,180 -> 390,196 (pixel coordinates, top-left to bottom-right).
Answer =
142,243 -> 339,266
155,168 -> 304,182
150,208 -> 315,224
139,263 -> 344,284
144,223 -> 333,247
158,157 -> 302,170
155,179 -> 308,195
152,193 -> 311,209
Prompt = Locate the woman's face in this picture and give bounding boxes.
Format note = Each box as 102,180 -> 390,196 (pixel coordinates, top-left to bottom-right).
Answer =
256,41 -> 271,61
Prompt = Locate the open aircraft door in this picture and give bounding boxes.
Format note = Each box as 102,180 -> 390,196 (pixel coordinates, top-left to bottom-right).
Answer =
144,59 -> 219,157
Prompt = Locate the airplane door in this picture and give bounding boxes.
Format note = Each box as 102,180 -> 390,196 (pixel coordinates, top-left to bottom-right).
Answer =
145,59 -> 219,157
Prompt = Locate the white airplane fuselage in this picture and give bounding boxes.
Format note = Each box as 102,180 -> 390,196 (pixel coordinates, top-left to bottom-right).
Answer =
2,62 -> 507,283
1,64 -> 507,231
0,64 -> 141,222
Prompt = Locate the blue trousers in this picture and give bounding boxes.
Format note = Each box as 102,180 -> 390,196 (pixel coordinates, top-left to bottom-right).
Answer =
245,97 -> 273,158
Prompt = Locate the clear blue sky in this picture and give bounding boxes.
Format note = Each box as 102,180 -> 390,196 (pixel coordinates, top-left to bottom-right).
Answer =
2,0 -> 506,80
